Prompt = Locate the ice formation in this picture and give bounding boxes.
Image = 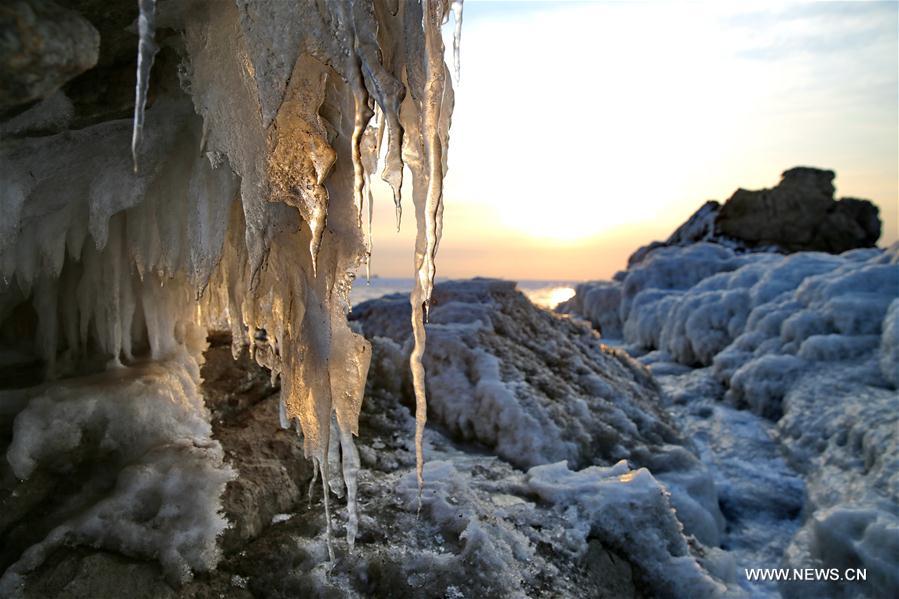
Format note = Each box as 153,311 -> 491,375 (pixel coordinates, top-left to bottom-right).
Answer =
0,348 -> 234,594
345,279 -> 741,596
131,0 -> 158,173
1,0 -> 461,580
354,280 -> 727,548
562,242 -> 899,597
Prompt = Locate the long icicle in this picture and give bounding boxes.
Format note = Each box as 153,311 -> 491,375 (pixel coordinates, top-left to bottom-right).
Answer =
421,0 -> 448,319
131,0 -> 158,174
409,0 -> 450,496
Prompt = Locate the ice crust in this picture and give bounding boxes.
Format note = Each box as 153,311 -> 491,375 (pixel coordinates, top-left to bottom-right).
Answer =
1,0 -> 460,581
563,242 -> 899,597
355,303 -> 739,598
0,349 -> 234,594
354,280 -> 728,551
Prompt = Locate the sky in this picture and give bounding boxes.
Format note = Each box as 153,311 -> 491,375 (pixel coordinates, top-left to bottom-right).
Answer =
365,0 -> 899,281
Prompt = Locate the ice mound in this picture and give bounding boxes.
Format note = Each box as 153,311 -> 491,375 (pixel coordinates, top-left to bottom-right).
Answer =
563,239 -> 899,597
0,349 -> 234,594
563,243 -> 895,394
354,278 -> 727,548
527,461 -> 730,598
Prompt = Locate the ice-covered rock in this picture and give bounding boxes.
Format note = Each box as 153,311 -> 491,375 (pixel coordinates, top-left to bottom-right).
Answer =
354,278 -> 727,549
564,230 -> 898,597
0,349 -> 235,593
880,298 -> 899,386
558,280 -> 623,338
774,364 -> 899,598
10,336 -> 737,599
527,461 -> 731,598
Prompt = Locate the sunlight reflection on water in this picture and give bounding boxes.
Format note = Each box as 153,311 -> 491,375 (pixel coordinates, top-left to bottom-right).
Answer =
350,278 -> 576,310
520,284 -> 576,309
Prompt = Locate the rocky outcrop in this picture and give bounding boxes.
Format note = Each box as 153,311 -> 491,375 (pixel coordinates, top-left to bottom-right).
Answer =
0,0 -> 99,113
716,167 -> 881,253
625,167 -> 882,268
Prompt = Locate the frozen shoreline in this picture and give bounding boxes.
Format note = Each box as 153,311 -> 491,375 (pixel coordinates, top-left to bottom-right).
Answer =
562,240 -> 899,597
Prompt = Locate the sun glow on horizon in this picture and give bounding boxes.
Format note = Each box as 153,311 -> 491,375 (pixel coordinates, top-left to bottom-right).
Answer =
448,2 -> 764,242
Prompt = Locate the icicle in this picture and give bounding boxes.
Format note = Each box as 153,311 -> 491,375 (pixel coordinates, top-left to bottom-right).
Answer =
327,417 -> 345,499
33,275 -> 58,378
410,283 -> 428,495
347,42 -> 374,229
365,189 -> 373,283
451,1 -> 464,83
320,453 -> 335,561
421,0 -> 449,316
362,116 -> 381,284
131,0 -> 159,174
405,0 -> 453,496
105,215 -> 124,368
339,428 -> 361,549
308,204 -> 326,278
307,460 -> 319,508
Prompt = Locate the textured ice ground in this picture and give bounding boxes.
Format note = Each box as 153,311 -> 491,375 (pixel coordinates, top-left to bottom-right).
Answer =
650,366 -> 804,597
562,242 -> 899,598
352,279 -> 741,596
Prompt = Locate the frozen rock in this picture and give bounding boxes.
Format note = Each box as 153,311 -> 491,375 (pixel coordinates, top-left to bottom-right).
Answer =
557,281 -> 623,338
527,461 -> 730,598
15,335 -> 734,598
775,365 -> 899,598
354,278 -> 727,548
781,506 -> 899,598
0,349 -> 235,592
564,225 -> 898,597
